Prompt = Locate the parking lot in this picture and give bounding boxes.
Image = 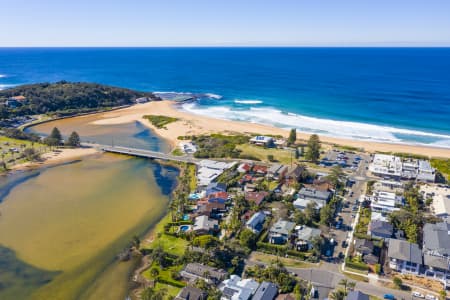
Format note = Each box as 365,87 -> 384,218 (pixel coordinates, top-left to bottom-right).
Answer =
320,149 -> 365,172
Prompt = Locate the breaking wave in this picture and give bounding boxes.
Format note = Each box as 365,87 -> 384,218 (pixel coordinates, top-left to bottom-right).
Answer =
181,103 -> 450,148
234,99 -> 263,104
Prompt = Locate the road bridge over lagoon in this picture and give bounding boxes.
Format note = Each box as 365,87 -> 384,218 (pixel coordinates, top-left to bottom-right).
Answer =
96,145 -> 200,164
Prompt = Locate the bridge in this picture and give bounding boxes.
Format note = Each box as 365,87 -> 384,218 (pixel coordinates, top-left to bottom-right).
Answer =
98,145 -> 200,164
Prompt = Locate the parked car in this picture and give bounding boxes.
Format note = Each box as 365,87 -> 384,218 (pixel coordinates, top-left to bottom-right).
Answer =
412,292 -> 425,299
384,294 -> 395,300
341,240 -> 348,248
425,295 -> 436,300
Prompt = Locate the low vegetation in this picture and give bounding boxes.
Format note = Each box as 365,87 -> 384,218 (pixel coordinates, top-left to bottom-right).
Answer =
431,158 -> 450,182
144,115 -> 179,129
190,134 -> 250,158
0,81 -> 158,120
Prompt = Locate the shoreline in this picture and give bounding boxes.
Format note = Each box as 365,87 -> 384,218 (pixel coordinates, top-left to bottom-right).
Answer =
9,147 -> 100,172
91,100 -> 450,159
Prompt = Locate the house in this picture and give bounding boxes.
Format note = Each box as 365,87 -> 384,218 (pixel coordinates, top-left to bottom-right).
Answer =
245,191 -> 268,206
253,281 -> 278,300
253,165 -> 268,176
370,191 -> 402,213
207,192 -> 228,203
293,198 -> 325,211
135,97 -> 150,104
346,291 -> 369,300
244,183 -> 257,193
193,215 -> 219,235
238,163 -> 253,173
368,220 -> 393,240
206,182 -> 227,196
179,142 -> 197,154
219,274 -> 260,300
196,200 -> 226,218
295,225 -> 321,251
246,212 -> 266,234
354,239 -> 374,256
422,222 -> 450,278
297,187 -> 332,202
417,160 -> 436,182
267,164 -> 288,181
269,219 -> 295,244
180,263 -> 228,285
388,239 -> 422,275
250,136 -> 275,147
286,164 -> 306,183
422,185 -> 450,220
175,286 -> 208,300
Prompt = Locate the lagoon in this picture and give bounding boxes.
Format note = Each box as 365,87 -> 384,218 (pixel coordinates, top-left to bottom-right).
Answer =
0,117 -> 178,300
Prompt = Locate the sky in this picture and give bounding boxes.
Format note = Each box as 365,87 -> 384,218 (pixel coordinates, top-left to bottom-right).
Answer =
1,0 -> 450,47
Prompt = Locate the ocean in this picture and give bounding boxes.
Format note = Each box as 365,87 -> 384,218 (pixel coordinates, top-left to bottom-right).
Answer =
1,47 -> 449,147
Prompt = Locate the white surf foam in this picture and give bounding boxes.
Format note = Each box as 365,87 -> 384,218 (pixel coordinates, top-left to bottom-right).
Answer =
181,103 -> 450,148
234,99 -> 263,104
0,74 -> 7,78
204,93 -> 223,100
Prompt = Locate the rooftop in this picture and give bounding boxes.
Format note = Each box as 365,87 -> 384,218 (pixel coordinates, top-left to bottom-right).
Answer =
388,239 -> 422,265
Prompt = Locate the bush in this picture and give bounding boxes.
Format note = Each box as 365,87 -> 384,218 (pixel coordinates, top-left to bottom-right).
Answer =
345,258 -> 369,271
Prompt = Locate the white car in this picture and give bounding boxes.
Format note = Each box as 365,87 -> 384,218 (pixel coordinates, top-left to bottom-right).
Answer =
425,295 -> 436,300
412,291 -> 425,298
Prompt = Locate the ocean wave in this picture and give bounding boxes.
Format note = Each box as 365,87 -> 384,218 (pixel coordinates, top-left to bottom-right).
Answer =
234,99 -> 263,104
181,103 -> 450,148
204,93 -> 222,100
0,74 -> 7,78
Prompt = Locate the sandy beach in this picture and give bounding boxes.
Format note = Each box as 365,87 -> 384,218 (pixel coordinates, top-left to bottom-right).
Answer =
11,147 -> 100,171
90,100 -> 450,158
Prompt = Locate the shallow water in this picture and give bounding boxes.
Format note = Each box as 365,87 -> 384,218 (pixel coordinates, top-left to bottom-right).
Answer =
1,115 -> 178,299
26,114 -> 169,152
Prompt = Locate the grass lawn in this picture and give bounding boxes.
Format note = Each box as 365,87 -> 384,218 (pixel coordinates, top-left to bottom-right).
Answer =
187,164 -> 197,192
171,148 -> 184,156
154,282 -> 181,298
343,271 -> 369,282
431,158 -> 450,181
250,251 -> 315,268
0,136 -> 48,169
141,214 -> 189,257
236,144 -> 295,164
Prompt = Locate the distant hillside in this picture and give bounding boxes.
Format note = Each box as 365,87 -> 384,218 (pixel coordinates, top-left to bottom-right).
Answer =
0,81 -> 159,119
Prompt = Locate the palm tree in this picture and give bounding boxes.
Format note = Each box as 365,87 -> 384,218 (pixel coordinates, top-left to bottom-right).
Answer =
329,289 -> 346,300
338,279 -> 355,295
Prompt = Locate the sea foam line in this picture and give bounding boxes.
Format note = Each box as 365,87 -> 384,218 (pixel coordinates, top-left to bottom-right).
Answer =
234,99 -> 263,104
181,103 -> 450,148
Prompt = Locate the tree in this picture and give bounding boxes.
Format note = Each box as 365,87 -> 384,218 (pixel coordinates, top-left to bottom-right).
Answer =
393,276 -> 402,289
150,267 -> 159,278
320,204 -> 334,227
329,289 -> 346,300
338,279 -> 355,295
327,165 -> 345,188
23,147 -> 40,161
239,229 -> 257,250
294,147 -> 300,159
305,134 -> 321,162
288,128 -> 297,145
131,235 -> 141,249
66,131 -> 81,147
439,289 -> 447,300
294,283 -> 302,300
49,127 -> 62,144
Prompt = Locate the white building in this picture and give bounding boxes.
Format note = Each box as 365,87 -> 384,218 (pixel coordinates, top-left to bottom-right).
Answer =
197,160 -> 236,187
369,154 -> 402,178
369,154 -> 435,182
370,190 -> 402,213
178,142 -> 197,154
422,185 -> 450,220
219,275 -> 260,300
249,136 -> 274,147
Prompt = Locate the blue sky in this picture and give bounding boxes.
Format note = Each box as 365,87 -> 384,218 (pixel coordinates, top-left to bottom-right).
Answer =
1,0 -> 450,46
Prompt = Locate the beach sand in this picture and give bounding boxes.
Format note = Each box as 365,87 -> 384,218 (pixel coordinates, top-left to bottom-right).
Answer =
90,100 -> 450,158
11,147 -> 100,171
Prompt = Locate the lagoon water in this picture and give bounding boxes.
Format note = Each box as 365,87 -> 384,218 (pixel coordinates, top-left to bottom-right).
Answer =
0,118 -> 178,300
1,47 -> 450,146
